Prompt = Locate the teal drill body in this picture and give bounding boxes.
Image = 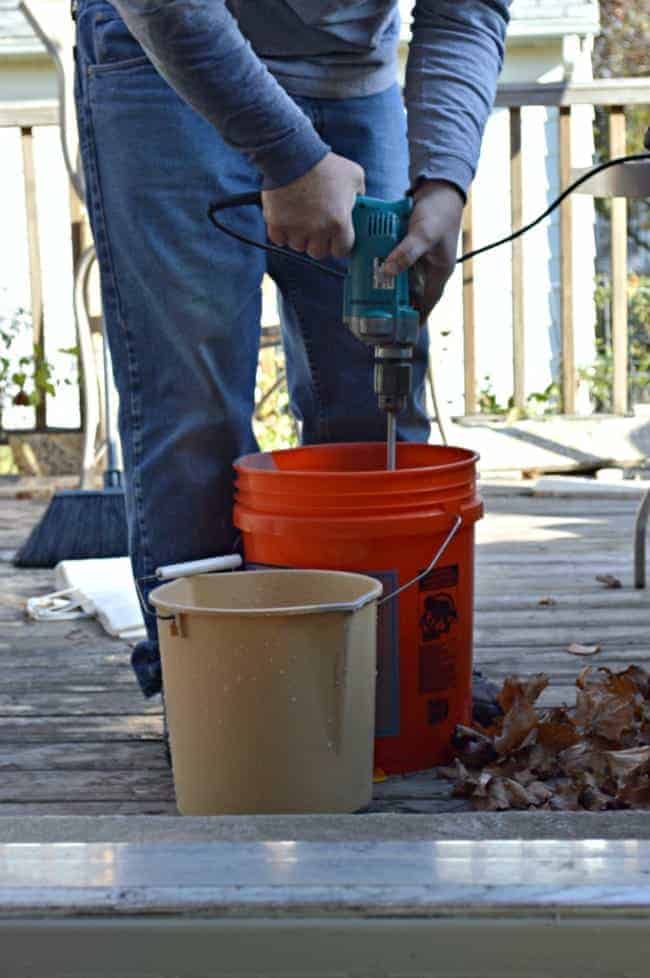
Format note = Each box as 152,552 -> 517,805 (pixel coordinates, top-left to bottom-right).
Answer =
343,196 -> 420,414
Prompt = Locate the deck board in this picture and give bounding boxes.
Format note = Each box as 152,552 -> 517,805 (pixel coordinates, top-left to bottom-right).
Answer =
1,488 -> 647,815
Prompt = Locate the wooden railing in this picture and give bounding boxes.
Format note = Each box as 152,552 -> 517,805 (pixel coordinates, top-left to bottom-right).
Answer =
2,79 -> 649,430
0,98 -> 84,433
462,77 -> 650,417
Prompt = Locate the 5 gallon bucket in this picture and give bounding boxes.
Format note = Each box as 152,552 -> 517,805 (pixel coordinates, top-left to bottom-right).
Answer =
234,443 -> 483,774
150,569 -> 382,814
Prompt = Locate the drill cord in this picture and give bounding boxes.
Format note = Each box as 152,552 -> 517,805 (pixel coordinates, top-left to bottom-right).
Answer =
208,151 -> 650,276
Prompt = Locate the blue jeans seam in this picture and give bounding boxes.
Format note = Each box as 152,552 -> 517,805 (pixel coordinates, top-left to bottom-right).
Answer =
79,69 -> 154,578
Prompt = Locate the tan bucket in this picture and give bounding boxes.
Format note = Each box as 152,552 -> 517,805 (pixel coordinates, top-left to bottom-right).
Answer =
150,569 -> 383,815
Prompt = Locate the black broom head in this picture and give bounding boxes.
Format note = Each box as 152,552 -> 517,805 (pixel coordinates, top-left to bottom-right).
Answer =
13,488 -> 128,568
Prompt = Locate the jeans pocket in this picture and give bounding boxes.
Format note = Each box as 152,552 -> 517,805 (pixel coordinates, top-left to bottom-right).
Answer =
91,11 -> 150,72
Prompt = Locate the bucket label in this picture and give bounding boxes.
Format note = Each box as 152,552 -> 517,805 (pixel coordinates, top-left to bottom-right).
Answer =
366,568 -> 400,739
417,564 -> 459,713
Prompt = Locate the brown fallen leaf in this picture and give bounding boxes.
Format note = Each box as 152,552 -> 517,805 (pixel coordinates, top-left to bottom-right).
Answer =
618,774 -> 650,808
498,674 -> 549,712
596,574 -> 622,589
527,780 -> 553,805
451,724 -> 498,769
538,596 -> 557,606
549,780 -> 581,811
605,746 -> 650,783
575,688 -> 636,743
558,741 -> 608,778
494,694 -> 539,756
580,783 -> 612,811
537,707 -> 581,751
567,643 -> 601,657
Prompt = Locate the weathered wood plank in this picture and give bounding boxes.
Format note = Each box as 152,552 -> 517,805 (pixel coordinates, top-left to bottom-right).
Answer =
0,770 -> 174,803
0,692 -> 162,716
0,801 -> 178,815
0,716 -> 163,741
494,78 -> 650,108
609,106 -> 629,415
510,106 -> 525,411
20,127 -> 46,430
462,187 -> 477,415
0,741 -> 169,771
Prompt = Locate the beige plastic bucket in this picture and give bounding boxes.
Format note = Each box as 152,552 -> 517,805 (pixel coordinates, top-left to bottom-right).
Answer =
150,569 -> 383,815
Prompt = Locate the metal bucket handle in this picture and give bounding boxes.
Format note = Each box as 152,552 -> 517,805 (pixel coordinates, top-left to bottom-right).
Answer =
136,515 -> 461,621
378,514 -> 462,607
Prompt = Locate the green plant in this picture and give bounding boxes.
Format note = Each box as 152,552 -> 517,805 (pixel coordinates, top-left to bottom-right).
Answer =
477,375 -> 507,415
0,306 -> 76,433
582,274 -> 650,411
253,345 -> 299,451
526,382 -> 561,417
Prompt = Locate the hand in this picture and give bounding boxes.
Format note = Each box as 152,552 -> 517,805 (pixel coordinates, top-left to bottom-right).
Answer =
262,152 -> 365,260
383,180 -> 465,323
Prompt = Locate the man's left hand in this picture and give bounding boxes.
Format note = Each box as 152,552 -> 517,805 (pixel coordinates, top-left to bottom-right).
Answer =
382,179 -> 465,324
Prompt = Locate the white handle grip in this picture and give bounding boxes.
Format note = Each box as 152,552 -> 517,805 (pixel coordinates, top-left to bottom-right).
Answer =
155,555 -> 243,581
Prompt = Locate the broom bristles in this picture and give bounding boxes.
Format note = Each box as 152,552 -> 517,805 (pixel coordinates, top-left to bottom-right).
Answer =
14,489 -> 128,568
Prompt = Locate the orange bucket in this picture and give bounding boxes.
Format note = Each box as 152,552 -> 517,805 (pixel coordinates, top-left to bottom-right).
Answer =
234,442 -> 483,774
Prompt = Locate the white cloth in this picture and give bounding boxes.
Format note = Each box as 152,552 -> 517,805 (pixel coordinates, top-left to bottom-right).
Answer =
27,557 -> 146,641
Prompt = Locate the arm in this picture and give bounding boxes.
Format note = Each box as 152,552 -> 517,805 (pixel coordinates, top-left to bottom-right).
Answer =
405,0 -> 510,197
110,0 -> 365,254
109,0 -> 329,188
384,0 -> 510,318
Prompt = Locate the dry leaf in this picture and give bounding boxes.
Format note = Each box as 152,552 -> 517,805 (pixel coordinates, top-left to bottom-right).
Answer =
447,667 -> 650,813
494,694 -> 539,755
580,784 -> 612,811
537,708 -> 581,751
549,780 -> 581,811
538,596 -> 557,606
605,746 -> 650,783
527,780 -> 553,805
575,688 -> 636,743
618,775 -> 650,808
595,574 -> 622,589
498,674 -> 549,712
567,643 -> 601,657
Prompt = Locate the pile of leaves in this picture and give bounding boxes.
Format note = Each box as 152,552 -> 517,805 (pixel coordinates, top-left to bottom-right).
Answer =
441,666 -> 650,811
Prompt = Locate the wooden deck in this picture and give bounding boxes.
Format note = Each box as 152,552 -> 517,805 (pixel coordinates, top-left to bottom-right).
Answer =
1,486 -> 647,815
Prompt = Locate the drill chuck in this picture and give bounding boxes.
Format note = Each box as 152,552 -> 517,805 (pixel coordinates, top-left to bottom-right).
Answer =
375,347 -> 412,413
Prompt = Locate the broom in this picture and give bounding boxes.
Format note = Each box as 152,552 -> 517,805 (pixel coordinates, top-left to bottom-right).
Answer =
13,298 -> 128,568
13,4 -> 128,568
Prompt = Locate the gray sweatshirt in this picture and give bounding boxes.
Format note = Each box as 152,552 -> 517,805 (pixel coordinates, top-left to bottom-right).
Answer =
109,0 -> 510,193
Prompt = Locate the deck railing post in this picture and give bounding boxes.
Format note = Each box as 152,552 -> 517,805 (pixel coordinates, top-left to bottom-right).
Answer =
461,186 -> 477,415
609,105 -> 628,416
559,106 -> 576,415
20,126 -> 46,431
510,107 -> 525,412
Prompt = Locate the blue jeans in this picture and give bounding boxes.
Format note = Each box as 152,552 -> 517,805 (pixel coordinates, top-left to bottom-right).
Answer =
74,0 -> 430,698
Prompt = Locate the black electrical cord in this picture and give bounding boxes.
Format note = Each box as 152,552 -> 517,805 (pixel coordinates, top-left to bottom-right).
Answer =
208,151 -> 650,277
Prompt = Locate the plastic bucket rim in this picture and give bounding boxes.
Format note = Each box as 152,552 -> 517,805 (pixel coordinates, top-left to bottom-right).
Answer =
234,442 -> 480,480
150,569 -> 384,618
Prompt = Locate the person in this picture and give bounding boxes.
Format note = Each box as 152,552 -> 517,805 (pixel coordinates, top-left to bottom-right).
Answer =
73,0 -> 510,704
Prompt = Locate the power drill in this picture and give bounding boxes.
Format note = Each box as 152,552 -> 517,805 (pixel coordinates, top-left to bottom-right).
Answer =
208,192 -> 421,468
343,196 -> 421,469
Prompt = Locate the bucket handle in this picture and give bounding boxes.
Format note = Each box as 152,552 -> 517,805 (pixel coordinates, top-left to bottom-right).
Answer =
378,514 -> 462,607
136,554 -> 243,621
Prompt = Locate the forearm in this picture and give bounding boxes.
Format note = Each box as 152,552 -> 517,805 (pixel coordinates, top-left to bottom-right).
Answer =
109,0 -> 329,187
405,0 -> 510,196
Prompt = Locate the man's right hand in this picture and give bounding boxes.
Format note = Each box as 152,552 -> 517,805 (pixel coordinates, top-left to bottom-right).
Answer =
261,152 -> 365,261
